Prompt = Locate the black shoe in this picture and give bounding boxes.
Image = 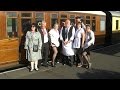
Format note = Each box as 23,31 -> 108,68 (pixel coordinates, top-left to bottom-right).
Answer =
42,64 -> 48,67
51,62 -> 56,67
69,63 -> 73,67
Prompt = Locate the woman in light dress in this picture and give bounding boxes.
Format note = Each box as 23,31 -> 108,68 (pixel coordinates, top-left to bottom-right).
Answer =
24,23 -> 42,72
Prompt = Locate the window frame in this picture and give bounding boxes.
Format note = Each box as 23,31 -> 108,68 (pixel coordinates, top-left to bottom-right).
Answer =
6,12 -> 18,38
50,13 -> 58,28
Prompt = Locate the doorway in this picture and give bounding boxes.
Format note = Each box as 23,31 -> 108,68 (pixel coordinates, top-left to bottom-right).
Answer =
19,19 -> 32,64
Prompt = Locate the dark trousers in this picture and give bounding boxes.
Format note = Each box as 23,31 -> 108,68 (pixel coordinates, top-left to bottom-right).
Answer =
62,54 -> 74,66
41,42 -> 49,65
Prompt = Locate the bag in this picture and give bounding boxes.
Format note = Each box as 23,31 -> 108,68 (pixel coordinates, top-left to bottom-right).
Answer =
33,45 -> 38,52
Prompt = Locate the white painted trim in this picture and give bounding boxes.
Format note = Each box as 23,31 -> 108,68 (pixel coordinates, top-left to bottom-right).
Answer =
67,11 -> 106,16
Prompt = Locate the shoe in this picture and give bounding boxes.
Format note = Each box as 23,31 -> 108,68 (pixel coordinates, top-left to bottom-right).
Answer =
35,68 -> 39,71
30,69 -> 34,72
57,61 -> 59,64
88,63 -> 92,69
77,63 -> 82,67
69,63 -> 73,67
86,63 -> 92,69
42,64 -> 48,67
51,62 -> 56,67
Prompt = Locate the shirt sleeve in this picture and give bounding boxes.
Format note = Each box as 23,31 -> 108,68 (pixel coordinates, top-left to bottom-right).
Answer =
88,31 -> 95,47
60,27 -> 63,41
49,30 -> 54,44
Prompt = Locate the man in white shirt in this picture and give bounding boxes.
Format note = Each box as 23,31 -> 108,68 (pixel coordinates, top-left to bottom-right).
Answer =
38,21 -> 51,67
75,16 -> 86,30
60,19 -> 75,67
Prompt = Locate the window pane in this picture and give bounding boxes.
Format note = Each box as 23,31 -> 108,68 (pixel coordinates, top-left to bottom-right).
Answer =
116,20 -> 119,30
100,16 -> 105,31
70,19 -> 75,25
21,13 -> 31,17
61,15 -> 67,18
51,19 -> 58,28
101,16 -> 105,21
7,12 -> 17,17
36,13 -> 44,18
7,18 -> 18,38
86,16 -> 90,19
51,14 -> 58,19
36,18 -> 44,27
93,16 -> 96,19
70,15 -> 75,19
92,20 -> 96,32
86,20 -> 90,24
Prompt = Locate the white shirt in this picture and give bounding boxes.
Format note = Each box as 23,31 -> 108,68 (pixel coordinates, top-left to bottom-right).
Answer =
49,29 -> 60,47
60,25 -> 75,42
73,28 -> 84,48
60,25 -> 75,56
42,29 -> 48,43
84,30 -> 95,49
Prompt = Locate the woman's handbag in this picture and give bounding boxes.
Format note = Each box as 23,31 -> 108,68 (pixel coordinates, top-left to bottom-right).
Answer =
33,44 -> 38,52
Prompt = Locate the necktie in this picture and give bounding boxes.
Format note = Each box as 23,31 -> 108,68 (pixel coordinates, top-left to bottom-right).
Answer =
42,29 -> 46,35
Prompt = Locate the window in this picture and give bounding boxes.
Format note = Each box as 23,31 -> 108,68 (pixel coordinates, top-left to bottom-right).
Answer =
116,20 -> 119,30
70,15 -> 75,25
86,20 -> 90,24
35,12 -> 44,27
21,13 -> 32,17
7,12 -> 17,17
86,16 -> 90,19
6,12 -> 18,38
100,16 -> 105,31
60,14 -> 67,25
61,14 -> 67,18
92,16 -> 96,32
51,14 -> 58,28
86,16 -> 90,25
92,20 -> 96,31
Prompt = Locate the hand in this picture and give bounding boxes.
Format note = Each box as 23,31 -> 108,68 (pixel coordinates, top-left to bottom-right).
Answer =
66,40 -> 71,44
63,41 -> 66,45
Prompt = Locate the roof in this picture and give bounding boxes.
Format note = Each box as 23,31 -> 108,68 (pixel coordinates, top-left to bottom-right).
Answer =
67,11 -> 106,16
109,11 -> 120,17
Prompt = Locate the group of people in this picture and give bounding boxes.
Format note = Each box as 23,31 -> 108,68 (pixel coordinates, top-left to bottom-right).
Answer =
24,16 -> 95,72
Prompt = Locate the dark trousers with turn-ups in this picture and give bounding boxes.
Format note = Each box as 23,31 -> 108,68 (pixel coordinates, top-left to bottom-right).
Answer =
41,42 -> 49,65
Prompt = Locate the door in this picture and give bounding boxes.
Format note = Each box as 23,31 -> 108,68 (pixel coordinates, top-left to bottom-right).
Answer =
19,19 -> 31,64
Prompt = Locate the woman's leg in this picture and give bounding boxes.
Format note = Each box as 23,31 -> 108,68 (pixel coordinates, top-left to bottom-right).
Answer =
51,47 -> 58,67
30,61 -> 34,71
34,60 -> 39,70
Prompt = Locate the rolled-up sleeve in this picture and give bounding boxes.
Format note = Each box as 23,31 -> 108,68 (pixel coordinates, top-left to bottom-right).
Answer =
60,27 -> 63,41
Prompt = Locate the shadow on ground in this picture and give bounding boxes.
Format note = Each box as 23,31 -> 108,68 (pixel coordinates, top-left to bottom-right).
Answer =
92,44 -> 120,57
77,68 -> 120,79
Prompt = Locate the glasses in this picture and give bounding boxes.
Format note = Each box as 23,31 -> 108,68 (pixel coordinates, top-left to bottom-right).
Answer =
32,26 -> 35,27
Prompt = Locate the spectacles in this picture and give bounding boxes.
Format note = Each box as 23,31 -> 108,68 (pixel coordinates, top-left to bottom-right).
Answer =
32,26 -> 35,27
